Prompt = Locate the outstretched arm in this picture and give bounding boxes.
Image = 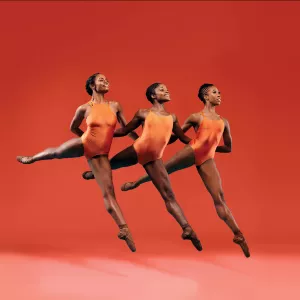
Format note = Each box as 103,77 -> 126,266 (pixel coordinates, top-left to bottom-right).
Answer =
70,105 -> 86,137
171,115 -> 192,144
115,102 -> 139,140
168,114 -> 196,144
114,110 -> 143,137
216,119 -> 232,153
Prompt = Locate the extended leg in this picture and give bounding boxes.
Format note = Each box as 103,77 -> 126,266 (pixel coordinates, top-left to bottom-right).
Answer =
121,145 -> 195,191
82,145 -> 138,180
17,138 -> 84,164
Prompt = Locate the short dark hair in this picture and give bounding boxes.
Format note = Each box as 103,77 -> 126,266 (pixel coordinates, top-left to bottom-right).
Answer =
85,73 -> 100,95
198,83 -> 214,104
145,82 -> 161,103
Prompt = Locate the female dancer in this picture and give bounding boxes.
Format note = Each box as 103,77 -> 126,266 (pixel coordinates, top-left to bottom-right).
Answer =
82,83 -> 202,251
119,84 -> 250,258
17,73 -> 137,252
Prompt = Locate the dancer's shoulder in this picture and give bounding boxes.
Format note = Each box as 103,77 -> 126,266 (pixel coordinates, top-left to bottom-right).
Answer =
108,100 -> 119,106
186,112 -> 202,124
221,117 -> 230,127
135,108 -> 149,118
108,100 -> 122,112
76,103 -> 89,113
168,113 -> 178,123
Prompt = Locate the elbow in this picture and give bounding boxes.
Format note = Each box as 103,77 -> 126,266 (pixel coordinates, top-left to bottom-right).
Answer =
178,137 -> 186,144
70,125 -> 76,133
114,129 -> 126,137
227,146 -> 232,153
121,129 -> 127,136
70,121 -> 77,132
70,124 -> 79,135
182,138 -> 191,144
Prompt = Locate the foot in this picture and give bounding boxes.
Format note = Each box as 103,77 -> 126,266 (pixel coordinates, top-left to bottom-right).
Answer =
16,156 -> 34,164
118,227 -> 136,252
182,226 -> 202,251
233,232 -> 250,258
82,171 -> 95,180
120,182 -> 139,192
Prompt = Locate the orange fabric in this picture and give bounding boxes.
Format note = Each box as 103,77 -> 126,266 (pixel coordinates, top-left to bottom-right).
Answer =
81,102 -> 117,159
189,112 -> 225,166
133,111 -> 173,165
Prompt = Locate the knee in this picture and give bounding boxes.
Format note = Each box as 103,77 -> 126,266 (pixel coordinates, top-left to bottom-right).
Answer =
211,190 -> 229,220
161,187 -> 176,202
103,184 -> 115,200
48,148 -> 60,158
103,185 -> 116,214
212,190 -> 225,205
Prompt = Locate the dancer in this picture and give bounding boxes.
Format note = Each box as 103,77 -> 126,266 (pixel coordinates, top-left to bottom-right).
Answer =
17,73 -> 137,252
82,83 -> 202,251
120,84 -> 250,257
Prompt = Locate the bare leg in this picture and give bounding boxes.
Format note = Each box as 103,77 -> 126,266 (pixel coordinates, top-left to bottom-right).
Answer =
82,145 -> 138,180
197,159 -> 250,257
17,138 -> 84,164
88,155 -> 136,252
143,159 -> 202,251
121,145 -> 195,191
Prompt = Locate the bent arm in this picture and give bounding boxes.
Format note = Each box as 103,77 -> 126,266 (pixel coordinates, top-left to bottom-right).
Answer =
116,103 -> 139,140
216,119 -> 232,153
168,115 -> 194,145
70,106 -> 85,137
172,117 -> 191,144
114,111 -> 142,137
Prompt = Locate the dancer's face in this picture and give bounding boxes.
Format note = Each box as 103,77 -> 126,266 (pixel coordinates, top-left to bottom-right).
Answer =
153,84 -> 171,102
93,74 -> 109,94
205,86 -> 221,106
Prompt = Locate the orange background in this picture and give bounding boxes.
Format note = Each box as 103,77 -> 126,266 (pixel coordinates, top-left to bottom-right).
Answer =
1,1 -> 299,255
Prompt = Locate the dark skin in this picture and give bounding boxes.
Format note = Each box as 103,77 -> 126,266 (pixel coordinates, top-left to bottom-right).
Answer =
82,84 -> 202,251
16,74 -> 137,252
119,86 -> 250,258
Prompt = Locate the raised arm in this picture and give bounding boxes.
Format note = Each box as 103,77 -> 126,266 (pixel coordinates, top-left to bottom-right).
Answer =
171,115 -> 192,144
114,110 -> 143,137
216,119 -> 232,153
70,105 -> 86,137
168,114 -> 197,144
115,102 -> 139,140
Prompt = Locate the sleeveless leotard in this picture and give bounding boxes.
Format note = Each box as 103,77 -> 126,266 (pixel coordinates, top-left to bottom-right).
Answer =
189,111 -> 225,166
133,111 -> 173,165
81,101 -> 117,159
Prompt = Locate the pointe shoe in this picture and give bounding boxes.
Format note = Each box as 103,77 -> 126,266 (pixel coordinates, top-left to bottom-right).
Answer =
182,226 -> 203,251
16,156 -> 34,164
118,227 -> 136,252
82,171 -> 95,180
120,182 -> 139,192
233,233 -> 250,258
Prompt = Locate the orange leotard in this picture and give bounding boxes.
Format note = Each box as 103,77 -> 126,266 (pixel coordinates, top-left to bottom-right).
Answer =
81,101 -> 117,159
133,111 -> 173,165
189,111 -> 225,166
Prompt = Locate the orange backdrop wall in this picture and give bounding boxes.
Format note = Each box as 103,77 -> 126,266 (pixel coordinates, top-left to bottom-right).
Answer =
1,1 -> 299,253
